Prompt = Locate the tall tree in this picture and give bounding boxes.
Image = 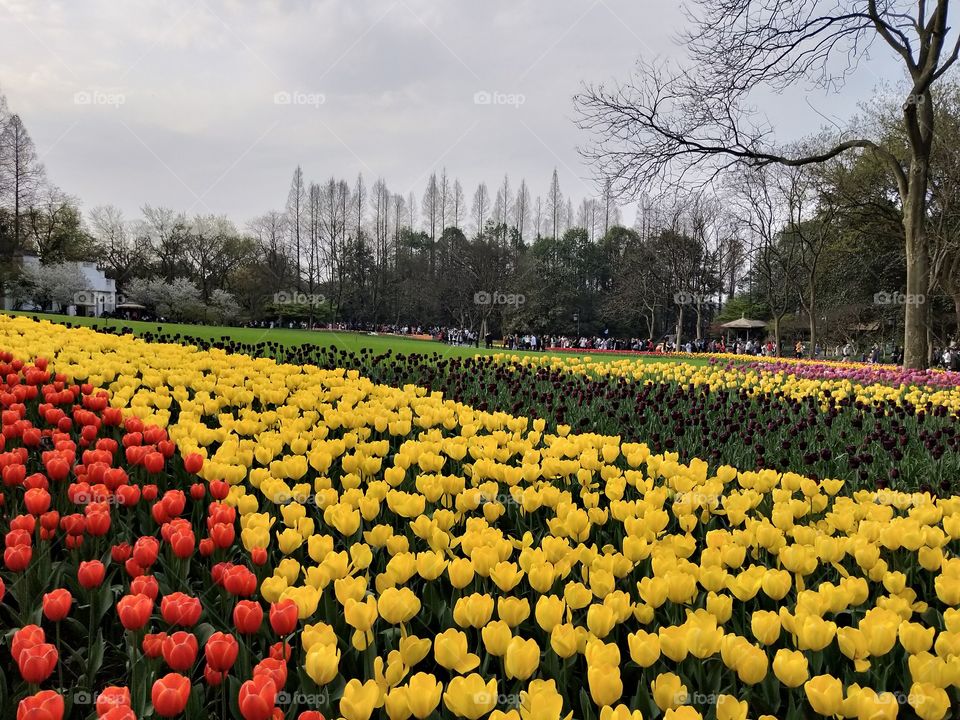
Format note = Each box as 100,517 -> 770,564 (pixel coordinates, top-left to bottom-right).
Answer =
513,180 -> 530,243
286,166 -> 307,289
576,0 -> 960,368
0,114 -> 44,252
546,169 -> 563,239
89,205 -> 144,292
471,183 -> 490,237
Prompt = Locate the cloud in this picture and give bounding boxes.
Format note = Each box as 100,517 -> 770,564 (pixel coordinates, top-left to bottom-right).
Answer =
0,0 -> 904,226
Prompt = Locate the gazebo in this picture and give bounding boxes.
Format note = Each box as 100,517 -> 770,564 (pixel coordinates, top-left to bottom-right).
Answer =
720,316 -> 768,342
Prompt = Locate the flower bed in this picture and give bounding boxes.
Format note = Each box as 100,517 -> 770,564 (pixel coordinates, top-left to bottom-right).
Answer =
0,315 -> 956,720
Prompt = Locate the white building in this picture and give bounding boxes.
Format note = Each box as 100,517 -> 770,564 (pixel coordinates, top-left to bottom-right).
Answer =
2,253 -> 117,317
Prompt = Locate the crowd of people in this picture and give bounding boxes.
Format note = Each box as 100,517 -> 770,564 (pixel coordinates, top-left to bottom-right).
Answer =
240,317 -> 959,368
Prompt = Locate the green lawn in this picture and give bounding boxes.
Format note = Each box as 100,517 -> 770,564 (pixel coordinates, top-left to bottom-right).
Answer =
1,310 -> 712,364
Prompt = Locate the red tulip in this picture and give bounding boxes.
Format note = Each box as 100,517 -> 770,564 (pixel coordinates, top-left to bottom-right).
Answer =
183,453 -> 203,474
204,631 -> 239,672
253,658 -> 287,690
238,675 -> 277,720
95,686 -> 131,715
4,544 -> 32,571
151,673 -> 191,718
189,483 -> 205,501
132,536 -> 159,567
160,593 -> 202,627
117,593 -> 153,630
143,451 -> 164,474
143,632 -> 167,659
270,638 -> 294,663
130,575 -> 159,600
210,523 -> 235,550
168,529 -> 195,559
210,480 -> 229,500
223,566 -> 256,596
204,663 -> 224,686
18,642 -> 58,683
85,510 -> 111,536
141,484 -> 158,502
78,560 -> 106,589
0,576 -> 6,602
115,484 -> 141,507
24,487 -> 50,515
99,708 -> 137,720
11,625 -> 45,662
161,631 -> 198,672
42,589 -> 72,621
233,601 -> 263,634
111,542 -> 132,563
198,538 -> 214,557
16,690 -> 64,720
250,547 -> 267,566
269,600 -> 298,635
297,713 -> 325,720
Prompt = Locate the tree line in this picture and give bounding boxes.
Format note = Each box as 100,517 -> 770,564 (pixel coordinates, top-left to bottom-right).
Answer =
1,78 -> 958,355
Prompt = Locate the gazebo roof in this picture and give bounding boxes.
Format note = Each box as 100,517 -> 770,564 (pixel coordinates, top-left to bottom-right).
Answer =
720,317 -> 768,329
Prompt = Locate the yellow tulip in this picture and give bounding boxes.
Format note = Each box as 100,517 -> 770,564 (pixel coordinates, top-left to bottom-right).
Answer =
651,672 -> 686,711
587,664 -> 623,707
715,694 -> 747,720
339,678 -> 383,720
442,674 -> 497,720
909,682 -> 950,720
772,649 -> 809,688
803,674 -> 843,717
434,629 -> 480,674
534,595 -> 566,632
405,673 -> 443,720
481,620 -> 513,657
504,636 -> 540,680
305,642 -> 340,685
550,623 -> 579,659
378,587 -> 421,624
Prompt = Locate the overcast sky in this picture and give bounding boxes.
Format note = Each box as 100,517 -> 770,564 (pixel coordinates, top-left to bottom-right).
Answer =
0,0 -> 904,227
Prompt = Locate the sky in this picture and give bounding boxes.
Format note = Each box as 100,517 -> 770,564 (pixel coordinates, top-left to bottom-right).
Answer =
0,0 -> 906,228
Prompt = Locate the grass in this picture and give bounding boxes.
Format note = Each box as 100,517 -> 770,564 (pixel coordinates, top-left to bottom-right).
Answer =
1,310 -> 714,364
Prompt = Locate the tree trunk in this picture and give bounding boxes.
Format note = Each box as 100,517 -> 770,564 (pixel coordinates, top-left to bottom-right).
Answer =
675,305 -> 684,349
902,161 -> 930,369
773,315 -> 781,357
954,294 -> 960,340
808,284 -> 817,354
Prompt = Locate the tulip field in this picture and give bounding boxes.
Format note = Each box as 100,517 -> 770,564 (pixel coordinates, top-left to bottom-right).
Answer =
2,315 -> 960,720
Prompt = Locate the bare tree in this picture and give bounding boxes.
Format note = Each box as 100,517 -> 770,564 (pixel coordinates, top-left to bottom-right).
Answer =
729,166 -> 802,353
576,0 -> 960,368
139,206 -> 189,283
546,169 -> 563,238
452,180 -> 464,230
471,182 -> 490,236
89,205 -> 144,292
0,114 -> 44,250
513,179 -> 531,242
286,166 -> 307,290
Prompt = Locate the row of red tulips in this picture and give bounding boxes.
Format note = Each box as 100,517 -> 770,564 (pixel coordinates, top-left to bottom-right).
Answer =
0,350 -> 327,720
